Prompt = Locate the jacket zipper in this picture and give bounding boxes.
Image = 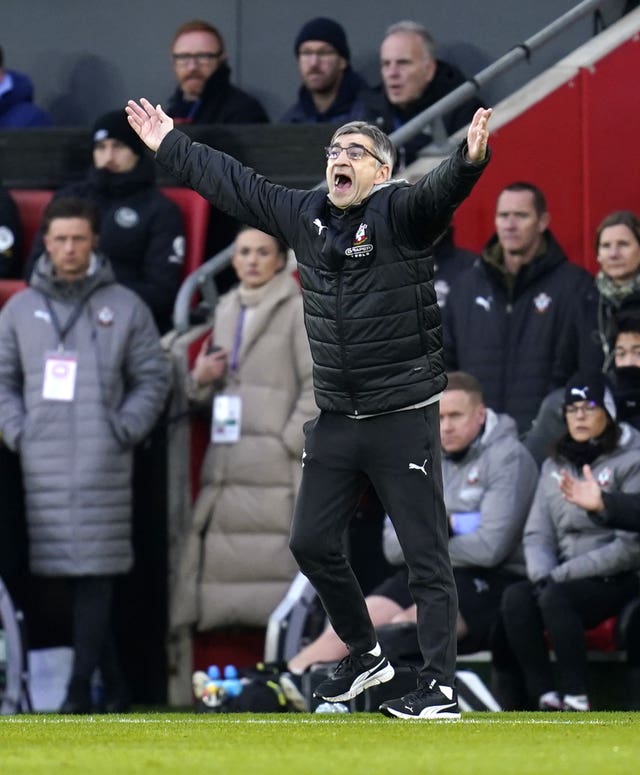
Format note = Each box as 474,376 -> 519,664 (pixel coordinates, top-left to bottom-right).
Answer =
335,269 -> 358,415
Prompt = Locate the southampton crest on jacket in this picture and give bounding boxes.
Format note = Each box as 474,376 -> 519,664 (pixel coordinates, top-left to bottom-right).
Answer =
345,222 -> 374,258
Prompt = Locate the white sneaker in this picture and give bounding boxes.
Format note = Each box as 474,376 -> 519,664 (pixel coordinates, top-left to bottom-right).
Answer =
379,680 -> 460,720
563,694 -> 590,712
538,691 -> 563,711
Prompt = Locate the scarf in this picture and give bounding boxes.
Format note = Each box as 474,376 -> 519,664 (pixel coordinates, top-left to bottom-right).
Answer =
595,271 -> 640,307
237,280 -> 275,308
555,436 -> 605,468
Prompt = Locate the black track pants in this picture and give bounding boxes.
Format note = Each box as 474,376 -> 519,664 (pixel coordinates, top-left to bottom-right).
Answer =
289,404 -> 457,684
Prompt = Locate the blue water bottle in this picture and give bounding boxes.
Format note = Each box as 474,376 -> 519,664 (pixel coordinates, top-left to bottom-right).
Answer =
222,664 -> 244,698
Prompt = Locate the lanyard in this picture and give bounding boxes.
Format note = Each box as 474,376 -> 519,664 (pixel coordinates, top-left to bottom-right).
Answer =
229,306 -> 246,372
42,294 -> 88,350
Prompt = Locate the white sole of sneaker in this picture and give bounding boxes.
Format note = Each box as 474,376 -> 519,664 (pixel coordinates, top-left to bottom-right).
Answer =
317,662 -> 395,702
379,703 -> 461,720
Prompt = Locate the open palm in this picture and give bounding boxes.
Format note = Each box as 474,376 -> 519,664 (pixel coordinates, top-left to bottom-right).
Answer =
467,107 -> 492,162
125,98 -> 174,153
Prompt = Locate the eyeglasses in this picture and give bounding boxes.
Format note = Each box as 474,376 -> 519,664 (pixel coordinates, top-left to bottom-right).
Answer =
325,144 -> 385,165
299,48 -> 339,60
565,402 -> 600,416
172,51 -> 223,67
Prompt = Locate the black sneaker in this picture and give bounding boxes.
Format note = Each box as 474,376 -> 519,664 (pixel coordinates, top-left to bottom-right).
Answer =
313,652 -> 395,703
379,679 -> 460,720
279,672 -> 308,712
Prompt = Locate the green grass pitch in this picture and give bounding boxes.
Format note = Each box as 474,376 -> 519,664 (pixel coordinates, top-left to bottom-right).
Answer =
1,712 -> 639,775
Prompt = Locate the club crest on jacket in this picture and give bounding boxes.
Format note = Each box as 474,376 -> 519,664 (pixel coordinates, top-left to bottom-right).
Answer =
345,222 -> 373,258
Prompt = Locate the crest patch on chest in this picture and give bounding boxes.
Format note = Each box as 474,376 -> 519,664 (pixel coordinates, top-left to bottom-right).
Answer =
345,222 -> 373,258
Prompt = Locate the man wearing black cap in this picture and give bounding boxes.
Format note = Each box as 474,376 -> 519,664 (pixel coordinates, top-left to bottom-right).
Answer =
281,17 -> 369,124
26,110 -> 184,334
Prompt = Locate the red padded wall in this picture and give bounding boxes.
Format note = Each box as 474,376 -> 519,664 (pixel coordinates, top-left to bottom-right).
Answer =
453,34 -> 640,275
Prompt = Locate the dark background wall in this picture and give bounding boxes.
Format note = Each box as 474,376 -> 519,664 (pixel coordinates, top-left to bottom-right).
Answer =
0,0 -> 628,126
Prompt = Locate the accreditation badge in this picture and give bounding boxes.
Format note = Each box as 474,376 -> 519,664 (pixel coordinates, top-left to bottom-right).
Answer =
42,351 -> 78,401
212,394 -> 242,443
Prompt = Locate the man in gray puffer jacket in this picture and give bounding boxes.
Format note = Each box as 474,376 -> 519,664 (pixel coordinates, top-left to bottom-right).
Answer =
381,371 -> 538,652
0,197 -> 170,713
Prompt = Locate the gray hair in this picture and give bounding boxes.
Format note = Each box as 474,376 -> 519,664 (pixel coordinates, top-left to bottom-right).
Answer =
384,20 -> 436,60
330,121 -> 396,168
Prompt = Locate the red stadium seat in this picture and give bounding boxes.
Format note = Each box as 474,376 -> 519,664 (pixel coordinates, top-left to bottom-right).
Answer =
584,617 -> 618,652
1,190 -> 53,307
9,189 -> 54,259
161,187 -> 210,278
0,279 -> 27,307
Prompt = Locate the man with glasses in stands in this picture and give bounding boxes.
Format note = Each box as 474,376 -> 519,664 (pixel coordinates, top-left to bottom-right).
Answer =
126,95 -> 491,719
167,19 -> 269,291
167,19 -> 268,125
281,17 -> 369,124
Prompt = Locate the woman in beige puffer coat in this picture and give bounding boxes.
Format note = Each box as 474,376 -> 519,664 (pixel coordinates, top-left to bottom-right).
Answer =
172,227 -> 316,630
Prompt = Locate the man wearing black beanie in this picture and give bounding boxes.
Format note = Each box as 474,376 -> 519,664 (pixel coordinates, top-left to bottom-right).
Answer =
25,109 -> 184,334
281,17 -> 369,124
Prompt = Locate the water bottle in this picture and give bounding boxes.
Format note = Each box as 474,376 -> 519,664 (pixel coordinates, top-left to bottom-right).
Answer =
222,664 -> 244,698
315,701 -> 350,713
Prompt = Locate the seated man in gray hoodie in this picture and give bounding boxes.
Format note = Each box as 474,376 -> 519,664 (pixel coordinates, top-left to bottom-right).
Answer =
279,370 -> 538,709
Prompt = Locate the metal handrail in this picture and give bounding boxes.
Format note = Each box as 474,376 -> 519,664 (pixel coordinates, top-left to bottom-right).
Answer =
388,0 -> 608,150
173,0 -> 613,332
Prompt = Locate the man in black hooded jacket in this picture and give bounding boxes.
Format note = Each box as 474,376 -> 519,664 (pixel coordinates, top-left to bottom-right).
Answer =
26,110 -> 184,334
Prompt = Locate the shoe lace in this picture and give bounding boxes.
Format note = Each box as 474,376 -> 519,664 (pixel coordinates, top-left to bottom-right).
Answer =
333,655 -> 357,677
401,688 -> 427,705
403,680 -> 447,705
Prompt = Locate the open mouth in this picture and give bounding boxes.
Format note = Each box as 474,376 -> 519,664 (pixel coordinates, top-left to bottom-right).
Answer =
334,173 -> 352,191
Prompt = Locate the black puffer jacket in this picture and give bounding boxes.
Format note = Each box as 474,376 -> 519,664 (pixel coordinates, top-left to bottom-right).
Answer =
156,129 -> 488,414
443,231 -> 594,433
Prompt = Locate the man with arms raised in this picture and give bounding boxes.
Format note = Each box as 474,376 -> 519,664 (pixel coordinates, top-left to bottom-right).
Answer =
126,95 -> 491,720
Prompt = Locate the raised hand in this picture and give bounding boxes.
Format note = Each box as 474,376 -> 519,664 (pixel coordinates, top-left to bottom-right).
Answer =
466,107 -> 492,163
559,464 -> 604,512
125,98 -> 174,153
